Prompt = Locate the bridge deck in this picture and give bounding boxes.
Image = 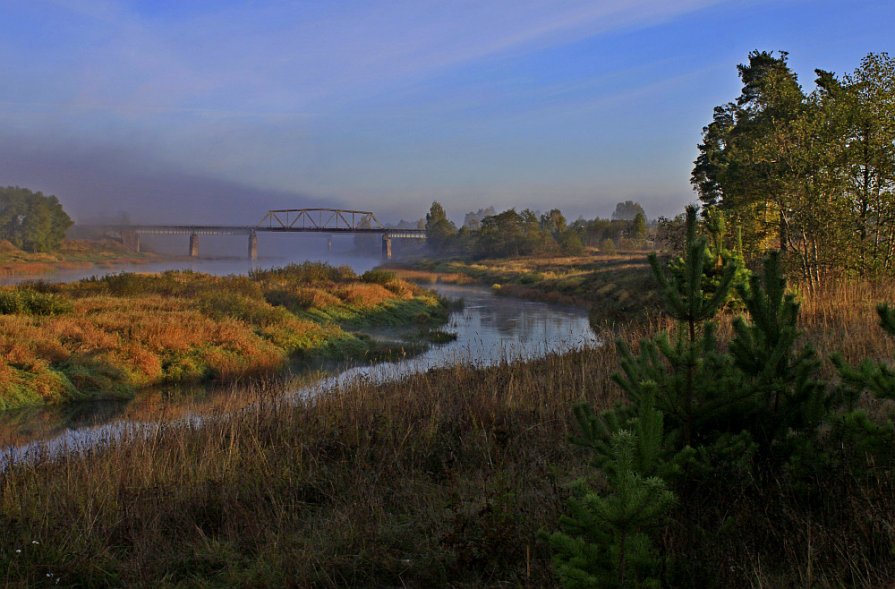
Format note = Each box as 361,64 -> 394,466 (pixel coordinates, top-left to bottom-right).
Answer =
87,225 -> 426,238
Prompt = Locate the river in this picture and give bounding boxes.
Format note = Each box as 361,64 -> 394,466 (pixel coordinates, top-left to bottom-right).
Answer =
0,264 -> 598,466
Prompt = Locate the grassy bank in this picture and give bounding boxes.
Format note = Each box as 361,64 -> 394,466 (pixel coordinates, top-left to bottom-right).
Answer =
388,251 -> 659,325
0,280 -> 893,587
0,264 -> 450,410
0,239 -> 163,278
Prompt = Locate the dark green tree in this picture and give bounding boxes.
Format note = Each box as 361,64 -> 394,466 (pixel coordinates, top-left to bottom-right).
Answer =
549,391 -> 675,588
631,212 -> 647,240
729,252 -> 827,450
617,206 -> 739,446
425,201 -> 457,253
540,208 -> 568,236
611,201 -> 646,222
0,186 -> 73,252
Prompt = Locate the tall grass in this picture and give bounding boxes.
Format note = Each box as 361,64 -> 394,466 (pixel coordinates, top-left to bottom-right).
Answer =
0,280 -> 892,586
0,342 -> 629,587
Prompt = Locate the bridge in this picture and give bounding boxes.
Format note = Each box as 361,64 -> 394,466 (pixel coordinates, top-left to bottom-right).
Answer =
86,208 -> 426,260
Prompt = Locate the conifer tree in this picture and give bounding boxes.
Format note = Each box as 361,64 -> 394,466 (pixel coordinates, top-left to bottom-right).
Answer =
729,252 -> 827,447
618,205 -> 740,446
834,303 -> 895,399
549,391 -> 674,588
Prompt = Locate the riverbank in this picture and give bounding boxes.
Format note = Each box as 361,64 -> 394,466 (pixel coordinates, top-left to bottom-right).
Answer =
0,280 -> 892,586
0,239 -> 166,279
0,263 -> 450,410
387,251 -> 660,325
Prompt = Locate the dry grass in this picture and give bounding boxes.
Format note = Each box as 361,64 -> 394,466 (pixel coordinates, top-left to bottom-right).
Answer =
388,268 -> 477,285
391,253 -> 659,324
0,340 -> 633,587
0,265 -> 448,409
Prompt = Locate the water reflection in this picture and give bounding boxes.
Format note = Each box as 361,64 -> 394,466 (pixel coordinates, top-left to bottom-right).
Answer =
0,284 -> 598,467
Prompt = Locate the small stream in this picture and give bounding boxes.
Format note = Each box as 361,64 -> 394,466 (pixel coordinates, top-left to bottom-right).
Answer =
0,279 -> 598,468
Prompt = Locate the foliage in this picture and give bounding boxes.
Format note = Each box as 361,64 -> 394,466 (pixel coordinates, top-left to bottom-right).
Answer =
631,212 -> 647,240
612,201 -> 646,222
622,205 -> 740,446
415,201 -> 655,260
554,207 -> 895,586
0,288 -> 73,315
729,251 -> 828,449
654,213 -> 686,253
475,208 -> 543,257
549,422 -> 674,587
426,201 -> 458,253
693,51 -> 895,284
361,269 -> 398,284
0,186 -> 73,252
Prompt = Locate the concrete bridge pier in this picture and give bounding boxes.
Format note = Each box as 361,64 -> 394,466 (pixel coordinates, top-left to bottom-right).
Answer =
381,235 -> 392,260
248,230 -> 258,261
120,230 -> 141,253
189,233 -> 200,258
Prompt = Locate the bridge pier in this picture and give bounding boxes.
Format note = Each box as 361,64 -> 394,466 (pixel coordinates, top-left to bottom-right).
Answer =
381,235 -> 392,260
327,236 -> 333,253
189,233 -> 200,258
248,230 -> 258,261
120,230 -> 141,253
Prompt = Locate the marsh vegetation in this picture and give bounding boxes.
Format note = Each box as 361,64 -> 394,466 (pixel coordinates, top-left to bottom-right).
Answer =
0,263 -> 450,410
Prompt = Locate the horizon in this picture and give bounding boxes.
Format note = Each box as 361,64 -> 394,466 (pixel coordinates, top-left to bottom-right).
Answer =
1,0 -> 892,225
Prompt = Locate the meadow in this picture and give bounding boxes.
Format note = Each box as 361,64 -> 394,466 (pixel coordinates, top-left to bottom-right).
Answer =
0,274 -> 892,587
0,263 -> 449,410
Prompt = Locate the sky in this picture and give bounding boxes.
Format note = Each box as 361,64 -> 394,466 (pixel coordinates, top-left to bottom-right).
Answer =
0,0 -> 893,225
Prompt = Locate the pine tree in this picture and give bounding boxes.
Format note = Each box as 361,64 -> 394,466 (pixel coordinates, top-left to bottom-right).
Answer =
729,251 -> 827,448
549,391 -> 675,588
619,205 -> 740,446
834,303 -> 895,399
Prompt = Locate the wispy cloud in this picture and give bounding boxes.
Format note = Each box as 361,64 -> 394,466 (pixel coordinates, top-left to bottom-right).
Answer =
7,0 -> 725,116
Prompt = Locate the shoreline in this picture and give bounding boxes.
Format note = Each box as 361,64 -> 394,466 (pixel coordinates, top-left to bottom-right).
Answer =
385,251 -> 662,325
0,238 -> 176,281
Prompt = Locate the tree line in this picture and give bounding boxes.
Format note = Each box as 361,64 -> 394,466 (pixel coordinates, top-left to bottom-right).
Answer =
693,51 -> 895,287
424,200 -> 649,258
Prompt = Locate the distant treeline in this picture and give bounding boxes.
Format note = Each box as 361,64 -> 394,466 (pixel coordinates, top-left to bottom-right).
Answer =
423,199 -> 652,258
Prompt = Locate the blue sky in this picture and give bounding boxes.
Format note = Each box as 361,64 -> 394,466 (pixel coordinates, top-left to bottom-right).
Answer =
0,0 -> 892,224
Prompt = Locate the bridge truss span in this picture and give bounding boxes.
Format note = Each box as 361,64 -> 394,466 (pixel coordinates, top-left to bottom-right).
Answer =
84,207 -> 426,261
259,208 -> 383,232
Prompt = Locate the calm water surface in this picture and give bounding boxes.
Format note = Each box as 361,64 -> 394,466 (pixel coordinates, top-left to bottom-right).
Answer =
0,268 -> 597,467
0,253 -> 383,286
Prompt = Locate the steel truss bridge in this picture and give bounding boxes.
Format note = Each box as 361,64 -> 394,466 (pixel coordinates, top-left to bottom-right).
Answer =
87,208 -> 426,260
